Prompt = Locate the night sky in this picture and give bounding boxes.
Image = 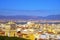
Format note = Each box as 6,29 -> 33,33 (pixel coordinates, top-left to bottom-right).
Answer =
0,0 -> 60,16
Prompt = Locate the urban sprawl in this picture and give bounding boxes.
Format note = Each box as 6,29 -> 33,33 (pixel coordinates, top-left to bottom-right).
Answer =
0,21 -> 60,40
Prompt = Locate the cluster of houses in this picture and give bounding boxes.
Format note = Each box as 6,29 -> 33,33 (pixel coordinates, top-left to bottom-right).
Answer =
0,21 -> 60,40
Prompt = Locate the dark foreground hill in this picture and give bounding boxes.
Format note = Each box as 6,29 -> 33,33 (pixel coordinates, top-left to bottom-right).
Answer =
0,36 -> 29,40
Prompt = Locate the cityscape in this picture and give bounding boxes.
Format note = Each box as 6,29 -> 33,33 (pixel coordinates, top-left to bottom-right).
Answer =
0,20 -> 60,40
0,0 -> 60,40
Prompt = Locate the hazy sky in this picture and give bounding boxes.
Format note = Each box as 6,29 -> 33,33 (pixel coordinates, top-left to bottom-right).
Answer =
0,0 -> 60,16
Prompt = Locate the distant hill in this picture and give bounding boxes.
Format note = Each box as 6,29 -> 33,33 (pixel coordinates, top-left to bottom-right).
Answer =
45,15 -> 60,20
0,15 -> 60,20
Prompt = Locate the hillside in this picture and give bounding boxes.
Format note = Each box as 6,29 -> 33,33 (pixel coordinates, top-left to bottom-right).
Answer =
0,15 -> 60,20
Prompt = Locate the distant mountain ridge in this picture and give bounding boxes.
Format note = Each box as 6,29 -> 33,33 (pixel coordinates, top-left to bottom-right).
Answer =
0,15 -> 60,20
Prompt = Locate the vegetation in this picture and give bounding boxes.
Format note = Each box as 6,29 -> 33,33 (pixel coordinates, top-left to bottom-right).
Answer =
0,36 -> 29,40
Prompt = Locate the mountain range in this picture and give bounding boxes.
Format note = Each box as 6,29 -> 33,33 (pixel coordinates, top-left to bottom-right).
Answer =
0,15 -> 60,20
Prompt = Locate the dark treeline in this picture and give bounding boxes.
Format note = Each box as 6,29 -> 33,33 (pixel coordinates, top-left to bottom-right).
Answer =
0,36 -> 29,40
